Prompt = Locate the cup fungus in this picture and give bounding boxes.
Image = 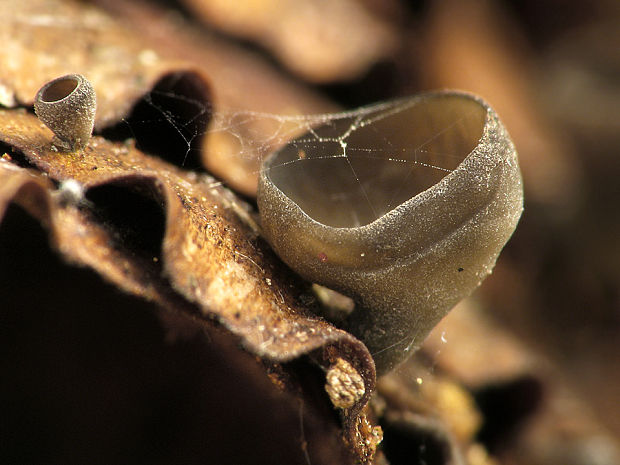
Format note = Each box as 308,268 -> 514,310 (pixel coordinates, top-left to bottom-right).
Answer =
258,91 -> 523,374
34,74 -> 96,151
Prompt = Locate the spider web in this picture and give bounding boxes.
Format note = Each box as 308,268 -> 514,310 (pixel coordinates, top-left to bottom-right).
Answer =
120,85 -> 483,228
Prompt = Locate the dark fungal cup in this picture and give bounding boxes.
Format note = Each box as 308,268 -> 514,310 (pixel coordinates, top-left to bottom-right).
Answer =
258,91 -> 523,374
34,74 -> 96,151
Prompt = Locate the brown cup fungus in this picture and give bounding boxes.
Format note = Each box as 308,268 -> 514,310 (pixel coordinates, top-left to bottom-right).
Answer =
258,91 -> 523,374
34,74 -> 96,151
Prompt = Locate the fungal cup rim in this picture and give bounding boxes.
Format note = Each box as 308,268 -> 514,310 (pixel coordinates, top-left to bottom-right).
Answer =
260,91 -> 495,236
36,75 -> 82,104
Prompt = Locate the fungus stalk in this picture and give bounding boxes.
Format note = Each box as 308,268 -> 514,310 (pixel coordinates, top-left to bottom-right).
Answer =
34,74 -> 96,151
258,92 -> 523,375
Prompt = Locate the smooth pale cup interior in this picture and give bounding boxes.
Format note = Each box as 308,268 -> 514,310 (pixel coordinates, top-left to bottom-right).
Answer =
266,95 -> 486,228
40,77 -> 79,102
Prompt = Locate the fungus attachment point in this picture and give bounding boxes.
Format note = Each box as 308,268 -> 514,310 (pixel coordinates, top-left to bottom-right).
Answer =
258,92 -> 524,375
34,74 -> 96,151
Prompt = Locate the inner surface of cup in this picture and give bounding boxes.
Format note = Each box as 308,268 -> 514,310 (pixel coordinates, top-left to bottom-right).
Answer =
40,77 -> 80,102
266,94 -> 486,228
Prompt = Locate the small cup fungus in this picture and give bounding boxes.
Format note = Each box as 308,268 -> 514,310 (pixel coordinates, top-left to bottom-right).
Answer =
34,74 -> 96,151
258,91 -> 523,374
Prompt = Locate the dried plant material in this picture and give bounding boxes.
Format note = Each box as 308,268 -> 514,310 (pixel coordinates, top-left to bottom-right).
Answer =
423,300 -> 536,388
466,444 -> 500,465
380,410 -> 467,465
537,21 -> 620,143
181,0 -> 399,82
0,0 -> 206,130
0,108 -> 363,374
420,298 -> 620,464
377,367 -> 482,446
2,0 -> 338,196
349,412 -> 384,465
514,381 -> 620,465
4,1 -> 617,463
0,204 -> 353,464
0,108 -> 378,463
419,379 -> 482,443
0,1 -> 383,461
97,0 -> 341,195
0,163 -> 176,308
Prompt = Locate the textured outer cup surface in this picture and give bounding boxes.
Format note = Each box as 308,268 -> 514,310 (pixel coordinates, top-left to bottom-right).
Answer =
258,91 -> 523,374
34,74 -> 96,150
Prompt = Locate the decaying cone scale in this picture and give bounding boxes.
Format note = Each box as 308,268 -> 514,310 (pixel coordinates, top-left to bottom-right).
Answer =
258,91 -> 524,374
